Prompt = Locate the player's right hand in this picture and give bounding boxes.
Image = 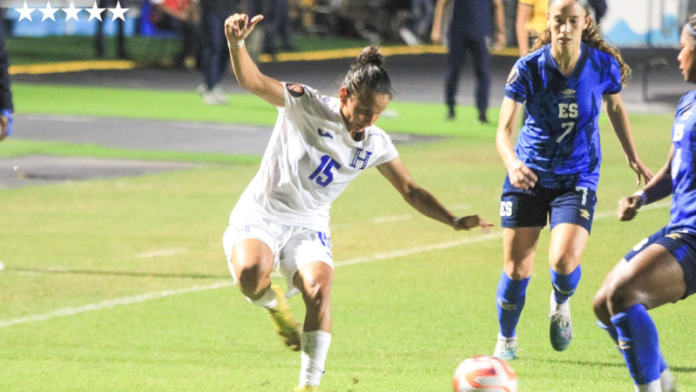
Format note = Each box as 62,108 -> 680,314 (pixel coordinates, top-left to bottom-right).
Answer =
225,13 -> 263,44
617,195 -> 643,221
507,160 -> 537,190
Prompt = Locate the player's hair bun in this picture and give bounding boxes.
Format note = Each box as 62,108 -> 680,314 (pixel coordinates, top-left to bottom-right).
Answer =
356,46 -> 384,68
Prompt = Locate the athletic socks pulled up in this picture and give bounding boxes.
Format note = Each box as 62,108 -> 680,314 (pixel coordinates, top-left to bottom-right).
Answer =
611,304 -> 662,388
299,330 -> 332,387
550,266 -> 581,305
496,271 -> 530,338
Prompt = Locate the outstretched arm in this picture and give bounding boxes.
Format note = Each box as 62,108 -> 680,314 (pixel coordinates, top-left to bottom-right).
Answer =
604,93 -> 653,185
377,157 -> 493,232
225,14 -> 285,107
618,145 -> 674,221
496,97 -> 537,189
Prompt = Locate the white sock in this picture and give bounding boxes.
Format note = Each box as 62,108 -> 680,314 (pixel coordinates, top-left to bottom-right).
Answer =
661,368 -> 676,392
635,379 -> 661,392
248,287 -> 277,309
298,330 -> 332,387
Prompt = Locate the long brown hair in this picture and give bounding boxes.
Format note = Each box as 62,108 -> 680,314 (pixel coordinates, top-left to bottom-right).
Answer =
530,0 -> 631,86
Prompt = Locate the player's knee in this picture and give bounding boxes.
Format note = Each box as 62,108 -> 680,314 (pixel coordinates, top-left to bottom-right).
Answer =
549,253 -> 581,274
592,288 -> 610,320
301,276 -> 333,309
237,264 -> 265,296
605,281 -> 635,315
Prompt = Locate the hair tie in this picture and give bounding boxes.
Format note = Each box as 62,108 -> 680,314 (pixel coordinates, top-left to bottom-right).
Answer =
688,23 -> 696,38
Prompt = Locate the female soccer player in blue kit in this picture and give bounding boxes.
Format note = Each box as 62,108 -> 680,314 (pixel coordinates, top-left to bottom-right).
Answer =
493,0 -> 653,360
591,15 -> 696,392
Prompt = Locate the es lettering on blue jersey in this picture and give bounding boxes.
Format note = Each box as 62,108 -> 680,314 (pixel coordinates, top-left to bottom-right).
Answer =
505,43 -> 623,191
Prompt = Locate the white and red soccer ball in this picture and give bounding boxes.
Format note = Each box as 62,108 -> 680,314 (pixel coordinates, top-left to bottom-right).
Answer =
453,356 -> 518,392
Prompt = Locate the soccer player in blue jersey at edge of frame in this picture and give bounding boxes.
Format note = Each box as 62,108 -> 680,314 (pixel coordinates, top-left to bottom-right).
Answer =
492,0 -> 653,360
592,15 -> 696,392
222,13 -> 494,392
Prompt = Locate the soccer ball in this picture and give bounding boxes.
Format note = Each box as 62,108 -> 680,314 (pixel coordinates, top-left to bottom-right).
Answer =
453,356 -> 518,392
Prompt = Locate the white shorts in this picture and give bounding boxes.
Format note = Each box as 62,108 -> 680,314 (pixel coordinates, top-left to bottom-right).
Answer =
223,212 -> 334,298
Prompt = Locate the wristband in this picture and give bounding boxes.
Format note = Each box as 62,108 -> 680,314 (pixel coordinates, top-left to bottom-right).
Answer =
633,190 -> 648,206
228,40 -> 244,50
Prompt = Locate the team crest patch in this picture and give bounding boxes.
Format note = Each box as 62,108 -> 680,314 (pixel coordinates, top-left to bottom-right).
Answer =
506,67 -> 519,85
286,83 -> 305,97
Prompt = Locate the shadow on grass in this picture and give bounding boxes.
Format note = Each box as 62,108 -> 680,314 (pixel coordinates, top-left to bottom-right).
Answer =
11,268 -> 229,280
530,357 -> 696,373
528,357 -> 626,368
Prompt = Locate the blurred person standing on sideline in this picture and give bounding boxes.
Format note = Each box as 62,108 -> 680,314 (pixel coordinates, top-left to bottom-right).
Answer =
0,8 -> 13,141
95,0 -> 128,59
516,0 -> 547,57
150,0 -> 200,68
261,0 -> 294,55
198,0 -> 239,104
431,0 -> 506,123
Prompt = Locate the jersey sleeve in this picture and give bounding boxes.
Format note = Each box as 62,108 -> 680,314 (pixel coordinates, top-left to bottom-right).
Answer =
504,60 -> 530,103
603,56 -> 622,95
518,0 -> 534,5
371,132 -> 400,167
282,82 -> 327,133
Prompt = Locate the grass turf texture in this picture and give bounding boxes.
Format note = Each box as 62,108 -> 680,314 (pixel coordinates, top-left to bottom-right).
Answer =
12,83 -> 499,139
6,35 -> 371,65
2,110 -> 695,391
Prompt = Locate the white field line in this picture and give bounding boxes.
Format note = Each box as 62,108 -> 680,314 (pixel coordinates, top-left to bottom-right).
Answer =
0,282 -> 234,329
0,201 -> 671,330
134,248 -> 188,259
372,215 -> 412,224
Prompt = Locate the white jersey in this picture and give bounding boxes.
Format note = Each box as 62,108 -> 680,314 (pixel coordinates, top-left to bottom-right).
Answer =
231,83 -> 399,231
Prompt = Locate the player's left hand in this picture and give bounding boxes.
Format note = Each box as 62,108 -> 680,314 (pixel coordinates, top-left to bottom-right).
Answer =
453,215 -> 494,233
629,158 -> 653,185
617,195 -> 642,221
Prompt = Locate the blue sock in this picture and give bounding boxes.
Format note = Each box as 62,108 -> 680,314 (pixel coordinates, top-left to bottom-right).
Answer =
550,266 -> 581,304
597,320 -> 667,374
611,304 -> 662,385
496,271 -> 530,338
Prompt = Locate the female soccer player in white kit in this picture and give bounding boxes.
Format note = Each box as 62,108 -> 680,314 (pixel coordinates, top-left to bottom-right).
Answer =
222,13 -> 494,392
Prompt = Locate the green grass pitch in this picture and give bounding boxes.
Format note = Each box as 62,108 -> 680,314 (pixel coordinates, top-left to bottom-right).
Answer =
1,85 -> 694,391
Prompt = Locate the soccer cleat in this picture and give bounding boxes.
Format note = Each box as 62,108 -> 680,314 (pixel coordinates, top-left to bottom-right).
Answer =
493,333 -> 518,361
549,291 -> 573,351
267,285 -> 301,351
293,386 -> 318,392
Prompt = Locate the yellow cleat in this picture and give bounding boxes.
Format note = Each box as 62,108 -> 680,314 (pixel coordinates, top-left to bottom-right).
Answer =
267,285 -> 302,351
293,386 -> 318,392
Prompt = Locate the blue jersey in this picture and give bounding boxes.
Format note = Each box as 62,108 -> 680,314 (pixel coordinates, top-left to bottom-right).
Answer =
669,91 -> 696,234
505,43 -> 622,190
